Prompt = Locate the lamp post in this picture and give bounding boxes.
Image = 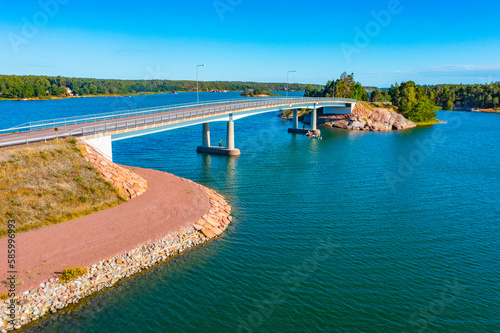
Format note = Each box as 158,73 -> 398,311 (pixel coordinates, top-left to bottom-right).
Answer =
286,70 -> 296,98
196,64 -> 205,103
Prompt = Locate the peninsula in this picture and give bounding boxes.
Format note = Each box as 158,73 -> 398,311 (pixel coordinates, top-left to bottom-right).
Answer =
0,139 -> 233,331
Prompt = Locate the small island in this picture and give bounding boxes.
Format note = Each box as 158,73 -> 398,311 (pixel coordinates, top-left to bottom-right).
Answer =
240,88 -> 278,97
304,73 -> 440,126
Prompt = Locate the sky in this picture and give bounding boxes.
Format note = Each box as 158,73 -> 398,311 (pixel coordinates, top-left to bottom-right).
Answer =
0,0 -> 499,87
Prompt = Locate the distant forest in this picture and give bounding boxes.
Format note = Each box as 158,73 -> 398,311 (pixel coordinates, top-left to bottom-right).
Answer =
376,83 -> 500,110
306,72 -> 500,123
0,75 -> 320,99
308,72 -> 499,114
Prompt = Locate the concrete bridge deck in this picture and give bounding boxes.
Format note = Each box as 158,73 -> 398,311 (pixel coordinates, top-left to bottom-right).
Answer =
0,97 -> 356,158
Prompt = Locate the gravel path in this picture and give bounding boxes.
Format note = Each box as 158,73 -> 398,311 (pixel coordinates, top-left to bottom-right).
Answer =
0,168 -> 210,293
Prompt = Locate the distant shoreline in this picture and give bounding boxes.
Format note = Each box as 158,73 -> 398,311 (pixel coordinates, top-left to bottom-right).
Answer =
0,91 -> 190,102
0,90 -> 292,102
458,108 -> 500,114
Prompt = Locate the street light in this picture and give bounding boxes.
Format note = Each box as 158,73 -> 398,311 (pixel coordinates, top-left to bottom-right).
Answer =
196,64 -> 205,103
286,70 -> 296,98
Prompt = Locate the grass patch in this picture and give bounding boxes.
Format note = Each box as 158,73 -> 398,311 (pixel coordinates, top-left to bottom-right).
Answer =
58,267 -> 88,283
0,139 -> 125,237
415,119 -> 442,126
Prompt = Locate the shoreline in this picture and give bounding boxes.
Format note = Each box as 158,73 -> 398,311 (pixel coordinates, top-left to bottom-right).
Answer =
0,91 -> 291,102
0,91 -> 181,102
455,108 -> 500,114
0,145 -> 233,331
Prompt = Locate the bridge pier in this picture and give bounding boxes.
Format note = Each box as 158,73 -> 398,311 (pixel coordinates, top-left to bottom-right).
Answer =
287,106 -> 321,136
202,122 -> 211,147
196,119 -> 240,156
226,120 -> 235,150
311,105 -> 317,131
310,105 -> 321,135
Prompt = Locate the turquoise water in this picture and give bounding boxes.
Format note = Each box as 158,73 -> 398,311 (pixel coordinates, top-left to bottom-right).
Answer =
3,93 -> 499,332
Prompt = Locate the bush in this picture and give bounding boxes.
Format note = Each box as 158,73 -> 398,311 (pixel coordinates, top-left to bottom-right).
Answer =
59,267 -> 88,282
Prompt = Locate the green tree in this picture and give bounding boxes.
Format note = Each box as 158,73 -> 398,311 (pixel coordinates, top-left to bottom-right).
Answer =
398,81 -> 417,116
49,84 -> 60,96
445,100 -> 454,110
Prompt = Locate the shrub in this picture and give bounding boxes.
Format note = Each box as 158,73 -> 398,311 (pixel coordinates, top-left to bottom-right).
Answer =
58,267 -> 88,282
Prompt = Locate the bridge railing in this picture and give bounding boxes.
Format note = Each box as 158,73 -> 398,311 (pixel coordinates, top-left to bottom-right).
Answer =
0,97 -> 357,146
0,97 -> 261,134
0,97 -> 355,135
60,97 -> 355,137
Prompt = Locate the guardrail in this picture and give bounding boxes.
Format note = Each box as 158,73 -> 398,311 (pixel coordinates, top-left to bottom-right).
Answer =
0,97 -> 355,135
1,97 -> 259,134
0,97 -> 357,147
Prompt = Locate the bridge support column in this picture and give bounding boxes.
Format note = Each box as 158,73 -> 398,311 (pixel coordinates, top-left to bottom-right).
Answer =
202,122 -> 211,147
288,106 -> 320,136
310,105 -> 321,136
226,121 -> 235,150
196,117 -> 240,156
288,108 -> 306,134
311,105 -> 317,131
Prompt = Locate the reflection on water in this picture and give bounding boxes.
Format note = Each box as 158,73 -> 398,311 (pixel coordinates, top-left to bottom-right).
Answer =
200,153 -> 238,190
14,101 -> 500,332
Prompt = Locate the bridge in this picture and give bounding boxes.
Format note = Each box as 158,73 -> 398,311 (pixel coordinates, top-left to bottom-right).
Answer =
0,97 -> 356,160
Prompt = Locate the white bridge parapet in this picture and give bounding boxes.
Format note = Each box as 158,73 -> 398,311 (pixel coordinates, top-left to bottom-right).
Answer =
84,136 -> 113,162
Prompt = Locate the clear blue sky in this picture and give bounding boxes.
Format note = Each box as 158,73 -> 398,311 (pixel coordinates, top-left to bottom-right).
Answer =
1,0 -> 499,87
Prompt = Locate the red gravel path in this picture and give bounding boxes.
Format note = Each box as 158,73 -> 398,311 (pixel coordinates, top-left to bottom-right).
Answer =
0,168 -> 210,293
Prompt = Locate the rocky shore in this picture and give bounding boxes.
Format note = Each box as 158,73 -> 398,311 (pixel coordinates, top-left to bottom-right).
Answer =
279,102 -> 416,132
324,103 -> 416,131
0,146 -> 233,331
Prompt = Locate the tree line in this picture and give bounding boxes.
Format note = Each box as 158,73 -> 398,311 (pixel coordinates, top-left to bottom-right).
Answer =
0,75 -> 320,99
304,72 -> 369,101
307,73 -> 500,123
305,73 -> 435,122
373,83 -> 500,110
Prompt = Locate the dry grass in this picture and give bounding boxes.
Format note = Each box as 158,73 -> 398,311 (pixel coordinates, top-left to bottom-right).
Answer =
0,139 -> 125,237
58,266 -> 88,282
360,101 -> 400,113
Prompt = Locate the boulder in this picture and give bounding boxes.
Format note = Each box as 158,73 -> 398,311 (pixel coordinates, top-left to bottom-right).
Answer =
348,120 -> 366,129
392,113 -> 416,130
331,119 -> 349,129
367,109 -> 396,131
